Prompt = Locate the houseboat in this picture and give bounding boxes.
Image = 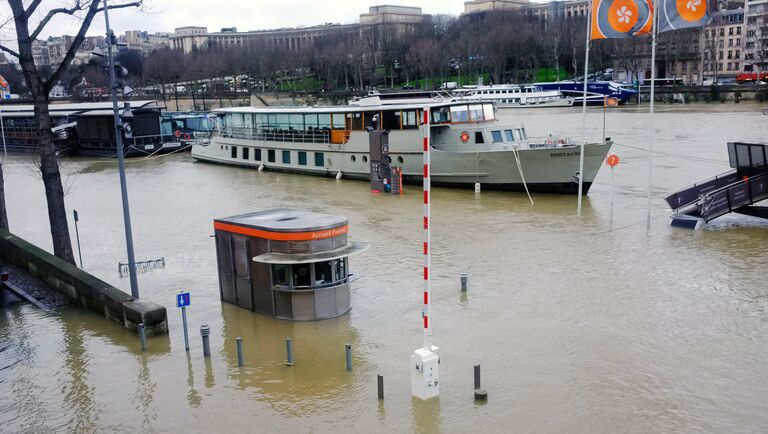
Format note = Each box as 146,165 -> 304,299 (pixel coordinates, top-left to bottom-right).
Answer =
191,99 -> 613,194
533,80 -> 638,105
452,84 -> 574,108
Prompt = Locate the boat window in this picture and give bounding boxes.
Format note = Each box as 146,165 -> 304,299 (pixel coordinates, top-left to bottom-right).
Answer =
231,146 -> 237,158
242,147 -> 249,160
362,155 -> 368,163
382,110 -> 399,130
517,128 -> 527,140
402,110 -> 418,129
282,150 -> 291,164
272,264 -> 291,286
432,107 -> 450,124
298,151 -> 307,165
397,156 -> 404,164
504,129 -> 514,141
483,104 -> 495,120
450,105 -> 469,123
468,104 -> 484,121
304,113 -> 319,129
475,131 -> 485,144
491,131 -> 503,143
332,113 -> 345,129
347,113 -> 363,130
318,113 -> 331,130
268,149 -> 275,162
255,148 -> 262,161
315,152 -> 324,167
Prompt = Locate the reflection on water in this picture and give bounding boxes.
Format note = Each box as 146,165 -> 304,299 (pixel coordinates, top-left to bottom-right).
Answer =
1,104 -> 768,432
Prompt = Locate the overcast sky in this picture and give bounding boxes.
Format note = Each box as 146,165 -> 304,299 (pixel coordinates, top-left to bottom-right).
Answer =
0,0 -> 485,41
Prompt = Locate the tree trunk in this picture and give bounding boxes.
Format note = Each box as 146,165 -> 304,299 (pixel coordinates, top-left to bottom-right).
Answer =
0,162 -> 8,231
33,93 -> 75,263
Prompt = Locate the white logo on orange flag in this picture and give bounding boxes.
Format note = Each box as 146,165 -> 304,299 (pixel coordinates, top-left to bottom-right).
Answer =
658,0 -> 711,32
591,0 -> 653,40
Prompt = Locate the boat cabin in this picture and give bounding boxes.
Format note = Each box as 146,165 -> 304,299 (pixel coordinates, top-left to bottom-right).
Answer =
213,209 -> 368,321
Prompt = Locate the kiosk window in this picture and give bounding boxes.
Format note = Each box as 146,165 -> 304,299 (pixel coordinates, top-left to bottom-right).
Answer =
272,264 -> 291,286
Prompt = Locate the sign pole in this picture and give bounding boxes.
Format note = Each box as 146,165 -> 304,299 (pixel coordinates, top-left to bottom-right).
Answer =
177,291 -> 191,351
577,0 -> 593,216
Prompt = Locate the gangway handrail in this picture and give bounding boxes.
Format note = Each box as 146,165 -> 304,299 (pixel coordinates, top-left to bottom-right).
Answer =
665,169 -> 739,211
694,171 -> 768,222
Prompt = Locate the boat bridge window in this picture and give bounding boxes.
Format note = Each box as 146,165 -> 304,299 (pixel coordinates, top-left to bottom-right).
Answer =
382,110 -> 399,130
432,107 -> 450,124
450,105 -> 469,123
347,112 -> 363,130
468,104 -> 484,121
402,110 -> 418,129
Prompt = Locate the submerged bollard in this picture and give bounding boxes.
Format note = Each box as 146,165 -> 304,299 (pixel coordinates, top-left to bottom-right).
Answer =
345,344 -> 352,371
377,374 -> 384,400
473,364 -> 487,402
138,323 -> 147,352
460,273 -> 468,292
285,338 -> 294,366
236,337 -> 244,367
200,324 -> 211,358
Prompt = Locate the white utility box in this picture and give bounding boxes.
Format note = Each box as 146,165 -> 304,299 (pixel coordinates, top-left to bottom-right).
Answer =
410,346 -> 440,399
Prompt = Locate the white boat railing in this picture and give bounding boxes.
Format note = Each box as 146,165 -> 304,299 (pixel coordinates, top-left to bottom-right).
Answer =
220,126 -> 331,144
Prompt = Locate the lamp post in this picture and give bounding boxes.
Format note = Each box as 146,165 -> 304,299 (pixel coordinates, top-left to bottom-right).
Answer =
103,0 -> 140,299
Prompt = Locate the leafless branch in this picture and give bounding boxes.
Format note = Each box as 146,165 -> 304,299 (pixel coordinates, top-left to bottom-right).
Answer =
96,1 -> 142,13
0,44 -> 19,58
25,0 -> 45,19
30,1 -> 86,42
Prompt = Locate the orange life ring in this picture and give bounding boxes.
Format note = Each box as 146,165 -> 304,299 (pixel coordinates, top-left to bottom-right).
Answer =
460,131 -> 470,143
174,130 -> 181,138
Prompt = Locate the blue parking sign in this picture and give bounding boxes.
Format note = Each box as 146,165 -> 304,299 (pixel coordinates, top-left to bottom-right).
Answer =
176,292 -> 190,308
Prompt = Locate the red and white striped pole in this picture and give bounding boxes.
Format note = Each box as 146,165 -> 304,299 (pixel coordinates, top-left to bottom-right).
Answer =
422,106 -> 432,350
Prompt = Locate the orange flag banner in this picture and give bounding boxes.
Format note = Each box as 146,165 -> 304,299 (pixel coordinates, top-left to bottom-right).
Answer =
591,0 -> 654,40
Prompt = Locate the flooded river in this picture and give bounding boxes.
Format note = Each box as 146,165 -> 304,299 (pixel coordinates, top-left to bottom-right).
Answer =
2,103 -> 768,433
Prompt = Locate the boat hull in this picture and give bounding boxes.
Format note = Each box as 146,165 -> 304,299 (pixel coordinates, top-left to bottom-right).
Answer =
192,137 -> 612,195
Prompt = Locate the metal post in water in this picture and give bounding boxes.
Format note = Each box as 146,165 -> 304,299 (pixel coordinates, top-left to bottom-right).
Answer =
460,272 -> 468,292
236,337 -> 244,367
285,338 -> 294,366
73,210 -> 83,268
377,375 -> 384,400
138,323 -> 147,352
345,344 -> 352,371
200,324 -> 211,358
181,306 -> 189,351
474,364 -> 481,389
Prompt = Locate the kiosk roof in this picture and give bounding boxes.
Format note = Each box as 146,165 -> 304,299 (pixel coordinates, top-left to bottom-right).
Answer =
215,209 -> 347,233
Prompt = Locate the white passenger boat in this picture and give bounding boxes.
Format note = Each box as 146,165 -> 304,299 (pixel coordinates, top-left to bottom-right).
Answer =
191,99 -> 611,194
452,84 -> 574,108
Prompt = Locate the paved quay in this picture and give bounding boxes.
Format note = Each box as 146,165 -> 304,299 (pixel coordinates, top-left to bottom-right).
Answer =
0,262 -> 68,312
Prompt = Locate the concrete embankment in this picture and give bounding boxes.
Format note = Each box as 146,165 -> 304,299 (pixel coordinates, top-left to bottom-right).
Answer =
0,228 -> 168,336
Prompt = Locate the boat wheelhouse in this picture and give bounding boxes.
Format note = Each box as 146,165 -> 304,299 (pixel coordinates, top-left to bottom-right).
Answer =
192,99 -> 612,194
452,84 -> 573,108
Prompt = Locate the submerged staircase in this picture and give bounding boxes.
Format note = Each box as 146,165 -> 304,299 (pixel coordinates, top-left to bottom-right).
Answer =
665,142 -> 768,229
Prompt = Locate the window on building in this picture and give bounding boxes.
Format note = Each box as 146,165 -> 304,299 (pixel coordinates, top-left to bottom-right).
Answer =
729,39 -> 733,47
255,148 -> 262,161
735,50 -> 740,58
282,150 -> 290,164
729,27 -> 734,35
268,149 -> 275,162
727,63 -> 732,70
728,50 -> 733,59
242,147 -> 249,160
736,38 -> 741,46
737,27 -> 742,35
735,62 -> 740,70
231,146 -> 237,158
315,152 -> 324,167
298,151 -> 307,165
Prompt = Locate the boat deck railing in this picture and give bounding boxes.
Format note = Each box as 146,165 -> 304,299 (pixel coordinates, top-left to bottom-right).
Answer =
219,127 -> 331,144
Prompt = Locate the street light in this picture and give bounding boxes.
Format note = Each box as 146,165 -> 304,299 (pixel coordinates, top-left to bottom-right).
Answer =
103,0 -> 140,299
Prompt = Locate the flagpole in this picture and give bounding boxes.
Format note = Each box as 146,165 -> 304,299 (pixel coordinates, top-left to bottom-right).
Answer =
647,0 -> 658,231
578,0 -> 592,216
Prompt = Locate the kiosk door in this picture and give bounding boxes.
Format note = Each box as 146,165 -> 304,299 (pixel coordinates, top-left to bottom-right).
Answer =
216,233 -> 236,304
232,235 -> 253,310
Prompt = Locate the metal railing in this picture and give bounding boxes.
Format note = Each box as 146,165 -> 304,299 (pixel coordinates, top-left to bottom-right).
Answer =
220,126 -> 331,144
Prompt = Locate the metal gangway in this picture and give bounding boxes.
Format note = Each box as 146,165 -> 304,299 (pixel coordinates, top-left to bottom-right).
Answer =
665,142 -> 768,229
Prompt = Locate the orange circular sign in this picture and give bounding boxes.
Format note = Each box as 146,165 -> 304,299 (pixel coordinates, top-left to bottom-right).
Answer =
607,0 -> 640,33
174,130 -> 181,138
676,0 -> 706,22
460,131 -> 470,143
607,154 -> 620,167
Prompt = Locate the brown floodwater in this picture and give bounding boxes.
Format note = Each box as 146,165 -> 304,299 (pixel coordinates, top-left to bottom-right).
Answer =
1,103 -> 768,433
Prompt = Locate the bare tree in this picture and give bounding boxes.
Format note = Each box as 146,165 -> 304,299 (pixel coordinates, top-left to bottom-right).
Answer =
1,0 -> 139,263
0,159 -> 7,230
